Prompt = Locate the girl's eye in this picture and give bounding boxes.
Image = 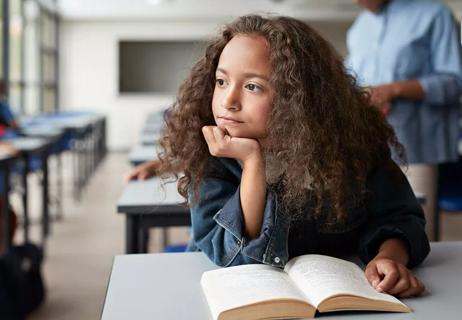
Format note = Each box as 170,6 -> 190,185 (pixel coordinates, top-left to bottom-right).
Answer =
245,83 -> 262,92
216,78 -> 226,87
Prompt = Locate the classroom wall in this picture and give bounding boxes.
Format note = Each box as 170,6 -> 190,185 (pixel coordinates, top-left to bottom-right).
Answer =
60,20 -> 221,150
59,19 -> 352,150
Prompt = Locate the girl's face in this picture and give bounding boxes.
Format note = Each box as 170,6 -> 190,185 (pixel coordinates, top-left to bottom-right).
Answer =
212,34 -> 273,139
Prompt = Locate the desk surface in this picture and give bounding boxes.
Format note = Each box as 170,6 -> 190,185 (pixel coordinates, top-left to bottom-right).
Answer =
141,123 -> 163,135
102,242 -> 462,320
128,145 -> 157,166
117,177 -> 185,214
141,132 -> 160,146
0,151 -> 17,163
21,127 -> 64,139
5,137 -> 50,153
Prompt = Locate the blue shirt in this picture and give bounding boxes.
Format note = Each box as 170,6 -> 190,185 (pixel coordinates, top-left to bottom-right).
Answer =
186,157 -> 429,268
346,0 -> 462,164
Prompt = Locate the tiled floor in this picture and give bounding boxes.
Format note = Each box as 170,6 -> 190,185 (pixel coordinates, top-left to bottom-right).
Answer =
15,152 -> 461,320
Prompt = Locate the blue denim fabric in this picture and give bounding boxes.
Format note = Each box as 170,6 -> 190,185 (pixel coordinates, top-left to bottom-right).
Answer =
187,157 -> 430,268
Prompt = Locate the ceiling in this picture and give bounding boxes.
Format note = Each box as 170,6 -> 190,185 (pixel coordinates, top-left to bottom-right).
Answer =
56,0 -> 462,22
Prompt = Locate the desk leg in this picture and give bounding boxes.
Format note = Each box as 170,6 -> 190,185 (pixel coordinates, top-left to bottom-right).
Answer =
42,151 -> 50,240
434,193 -> 440,242
22,156 -> 29,243
126,215 -> 140,254
1,164 -> 11,251
140,228 -> 149,253
72,137 -> 81,201
56,153 -> 63,220
162,228 -> 169,249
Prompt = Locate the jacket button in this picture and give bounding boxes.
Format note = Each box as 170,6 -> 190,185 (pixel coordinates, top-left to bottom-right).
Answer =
274,257 -> 281,264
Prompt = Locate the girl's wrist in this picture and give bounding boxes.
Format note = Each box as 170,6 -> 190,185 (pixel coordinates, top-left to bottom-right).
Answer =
375,238 -> 410,266
242,148 -> 264,168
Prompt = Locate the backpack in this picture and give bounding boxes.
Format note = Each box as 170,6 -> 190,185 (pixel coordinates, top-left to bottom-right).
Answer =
0,244 -> 46,320
0,199 -> 17,254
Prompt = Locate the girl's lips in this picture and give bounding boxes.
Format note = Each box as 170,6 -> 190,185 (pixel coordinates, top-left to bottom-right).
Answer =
217,117 -> 243,124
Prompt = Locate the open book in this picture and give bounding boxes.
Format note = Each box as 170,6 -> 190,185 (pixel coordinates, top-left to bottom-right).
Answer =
201,254 -> 410,320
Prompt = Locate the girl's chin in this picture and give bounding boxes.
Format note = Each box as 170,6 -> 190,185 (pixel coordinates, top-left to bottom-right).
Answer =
218,125 -> 265,140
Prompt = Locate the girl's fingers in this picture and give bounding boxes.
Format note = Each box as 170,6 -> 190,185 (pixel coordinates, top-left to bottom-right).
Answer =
139,171 -> 149,180
202,126 -> 218,155
212,126 -> 226,145
365,264 -> 382,289
388,266 -> 410,295
202,126 -> 217,145
124,172 -> 136,182
213,126 -> 232,144
376,262 -> 400,293
399,275 -> 425,297
204,126 -> 233,157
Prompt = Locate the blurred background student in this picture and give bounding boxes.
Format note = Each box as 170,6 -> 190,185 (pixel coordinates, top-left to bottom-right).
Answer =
0,80 -> 19,137
347,0 -> 462,240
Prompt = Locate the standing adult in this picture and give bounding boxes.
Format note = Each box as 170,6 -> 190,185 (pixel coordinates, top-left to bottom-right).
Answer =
347,0 -> 462,240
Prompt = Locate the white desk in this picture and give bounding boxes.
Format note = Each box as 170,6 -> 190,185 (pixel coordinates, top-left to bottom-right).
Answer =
128,145 -> 157,166
117,178 -> 189,253
102,241 -> 462,320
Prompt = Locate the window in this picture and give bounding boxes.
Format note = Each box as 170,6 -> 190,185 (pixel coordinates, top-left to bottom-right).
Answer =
1,0 -> 59,116
9,0 -> 24,114
39,4 -> 58,113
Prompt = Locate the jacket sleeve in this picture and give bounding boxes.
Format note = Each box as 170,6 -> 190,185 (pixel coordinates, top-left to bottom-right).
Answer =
187,161 -> 280,267
419,7 -> 462,106
358,159 -> 430,268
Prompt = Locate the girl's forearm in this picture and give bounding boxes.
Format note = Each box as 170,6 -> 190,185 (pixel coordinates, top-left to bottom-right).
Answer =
240,152 -> 266,239
374,238 -> 410,266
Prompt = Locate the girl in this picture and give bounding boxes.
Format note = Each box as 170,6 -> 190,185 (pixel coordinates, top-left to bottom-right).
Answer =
158,15 -> 429,298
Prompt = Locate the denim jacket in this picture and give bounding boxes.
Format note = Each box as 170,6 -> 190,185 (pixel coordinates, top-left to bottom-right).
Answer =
186,156 -> 430,268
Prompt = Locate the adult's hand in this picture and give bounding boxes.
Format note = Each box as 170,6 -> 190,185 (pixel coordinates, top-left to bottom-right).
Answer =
367,83 -> 398,116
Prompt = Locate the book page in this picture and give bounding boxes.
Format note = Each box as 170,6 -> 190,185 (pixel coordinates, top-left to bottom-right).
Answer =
201,264 -> 309,320
284,255 -> 406,308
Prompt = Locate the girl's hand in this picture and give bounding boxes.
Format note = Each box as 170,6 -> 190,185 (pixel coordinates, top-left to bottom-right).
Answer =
365,257 -> 425,297
124,160 -> 160,182
202,126 -> 261,162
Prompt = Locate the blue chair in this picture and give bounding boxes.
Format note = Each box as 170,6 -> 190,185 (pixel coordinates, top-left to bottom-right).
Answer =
162,244 -> 188,253
435,157 -> 462,241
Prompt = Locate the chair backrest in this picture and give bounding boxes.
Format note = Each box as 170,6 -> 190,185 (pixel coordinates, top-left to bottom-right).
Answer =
438,157 -> 462,197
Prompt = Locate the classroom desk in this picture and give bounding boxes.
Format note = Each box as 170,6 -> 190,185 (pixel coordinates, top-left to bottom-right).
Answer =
141,132 -> 161,146
0,152 -> 17,250
102,241 -> 462,320
117,177 -> 189,254
141,124 -> 162,135
20,127 -> 65,140
117,177 -> 426,255
19,114 -> 107,200
20,127 -> 66,219
5,137 -> 52,244
128,145 -> 157,166
35,115 -> 102,199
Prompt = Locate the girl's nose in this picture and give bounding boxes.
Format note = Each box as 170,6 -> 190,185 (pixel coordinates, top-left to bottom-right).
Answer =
222,86 -> 241,111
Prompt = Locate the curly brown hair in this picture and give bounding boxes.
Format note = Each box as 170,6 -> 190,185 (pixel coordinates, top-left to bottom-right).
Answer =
158,15 -> 405,220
